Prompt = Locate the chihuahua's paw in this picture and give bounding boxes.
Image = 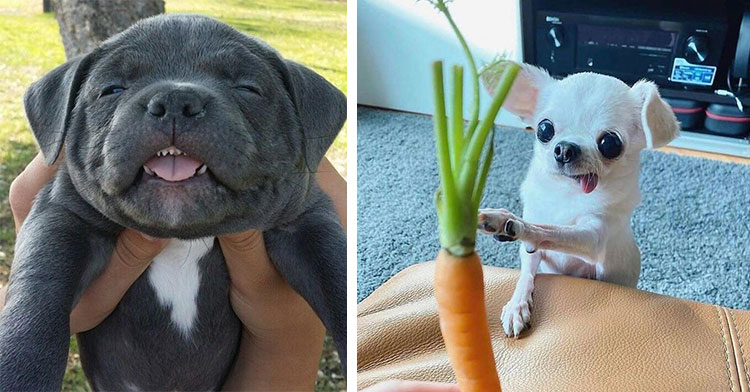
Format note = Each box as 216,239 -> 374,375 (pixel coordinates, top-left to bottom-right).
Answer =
501,296 -> 533,338
478,208 -> 524,242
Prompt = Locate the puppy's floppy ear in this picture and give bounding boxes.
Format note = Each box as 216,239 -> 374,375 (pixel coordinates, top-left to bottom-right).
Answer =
486,64 -> 555,124
284,60 -> 346,170
24,53 -> 94,165
630,80 -> 680,149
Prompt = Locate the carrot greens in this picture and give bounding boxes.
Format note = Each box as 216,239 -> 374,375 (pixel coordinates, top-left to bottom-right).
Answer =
426,0 -> 520,257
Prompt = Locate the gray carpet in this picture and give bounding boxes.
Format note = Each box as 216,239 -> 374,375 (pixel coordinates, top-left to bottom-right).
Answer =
357,107 -> 750,308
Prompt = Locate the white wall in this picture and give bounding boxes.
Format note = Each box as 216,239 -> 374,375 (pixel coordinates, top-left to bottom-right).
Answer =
357,0 -> 525,128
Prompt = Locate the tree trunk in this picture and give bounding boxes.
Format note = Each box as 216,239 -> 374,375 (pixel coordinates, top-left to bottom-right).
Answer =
43,0 -> 52,13
51,0 -> 165,59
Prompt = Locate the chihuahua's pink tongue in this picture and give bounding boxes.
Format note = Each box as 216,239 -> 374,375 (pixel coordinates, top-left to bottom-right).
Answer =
580,174 -> 598,194
145,155 -> 202,182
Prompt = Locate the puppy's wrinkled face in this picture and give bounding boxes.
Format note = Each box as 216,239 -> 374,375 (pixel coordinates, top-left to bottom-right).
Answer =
530,73 -> 645,194
25,15 -> 346,238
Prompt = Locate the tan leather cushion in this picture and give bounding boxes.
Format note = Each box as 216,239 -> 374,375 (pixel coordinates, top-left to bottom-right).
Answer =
358,262 -> 750,391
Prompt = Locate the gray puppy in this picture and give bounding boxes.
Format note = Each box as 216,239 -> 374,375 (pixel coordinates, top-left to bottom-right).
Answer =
0,14 -> 346,391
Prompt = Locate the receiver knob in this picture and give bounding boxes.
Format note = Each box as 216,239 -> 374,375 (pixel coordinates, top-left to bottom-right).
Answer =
684,35 -> 710,64
547,25 -> 564,48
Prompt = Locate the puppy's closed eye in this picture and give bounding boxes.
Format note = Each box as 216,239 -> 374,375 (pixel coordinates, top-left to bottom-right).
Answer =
234,84 -> 263,96
99,85 -> 126,99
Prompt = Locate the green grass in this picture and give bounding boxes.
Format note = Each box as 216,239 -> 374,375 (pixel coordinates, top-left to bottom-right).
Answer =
0,0 -> 346,390
167,0 -> 347,175
0,9 -> 65,285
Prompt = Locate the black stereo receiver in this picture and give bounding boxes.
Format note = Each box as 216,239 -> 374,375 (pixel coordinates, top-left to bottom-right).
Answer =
521,0 -> 744,90
521,0 -> 750,155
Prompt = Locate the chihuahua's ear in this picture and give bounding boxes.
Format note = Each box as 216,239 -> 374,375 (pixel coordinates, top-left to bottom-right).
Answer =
486,64 -> 555,124
24,53 -> 94,165
630,80 -> 680,149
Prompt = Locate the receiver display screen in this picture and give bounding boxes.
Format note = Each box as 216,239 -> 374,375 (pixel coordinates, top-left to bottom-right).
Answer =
578,24 -> 676,53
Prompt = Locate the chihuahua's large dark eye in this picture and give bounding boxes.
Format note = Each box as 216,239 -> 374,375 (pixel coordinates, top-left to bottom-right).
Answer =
99,85 -> 125,98
597,131 -> 623,159
537,119 -> 554,143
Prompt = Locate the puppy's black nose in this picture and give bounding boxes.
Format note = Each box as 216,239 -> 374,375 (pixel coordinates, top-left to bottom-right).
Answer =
554,141 -> 580,164
147,89 -> 205,118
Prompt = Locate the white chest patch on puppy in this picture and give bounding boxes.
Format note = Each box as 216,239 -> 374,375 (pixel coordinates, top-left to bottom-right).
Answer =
148,238 -> 214,337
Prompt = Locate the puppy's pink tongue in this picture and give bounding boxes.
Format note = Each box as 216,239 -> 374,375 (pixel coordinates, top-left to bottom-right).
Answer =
145,155 -> 202,182
580,174 -> 598,194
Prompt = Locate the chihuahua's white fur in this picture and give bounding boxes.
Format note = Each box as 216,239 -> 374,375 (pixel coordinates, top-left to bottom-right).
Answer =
479,66 -> 679,337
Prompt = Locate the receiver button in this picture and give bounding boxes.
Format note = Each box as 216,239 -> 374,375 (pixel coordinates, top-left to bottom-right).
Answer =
684,35 -> 710,64
547,25 -> 564,48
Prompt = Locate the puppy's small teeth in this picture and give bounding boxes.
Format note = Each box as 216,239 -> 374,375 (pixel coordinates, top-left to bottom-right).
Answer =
196,164 -> 207,175
143,166 -> 154,176
155,146 -> 186,157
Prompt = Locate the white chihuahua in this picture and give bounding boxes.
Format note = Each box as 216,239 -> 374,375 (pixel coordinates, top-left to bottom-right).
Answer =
478,66 -> 680,337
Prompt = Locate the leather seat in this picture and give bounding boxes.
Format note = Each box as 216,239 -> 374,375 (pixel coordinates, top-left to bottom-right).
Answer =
358,262 -> 750,391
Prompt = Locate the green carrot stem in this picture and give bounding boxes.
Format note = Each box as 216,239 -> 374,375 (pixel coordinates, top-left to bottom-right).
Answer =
427,1 -> 521,256
436,1 -> 480,138
450,65 -> 464,175
457,62 -> 519,196
472,128 -> 495,211
432,61 -> 464,250
432,61 -> 454,202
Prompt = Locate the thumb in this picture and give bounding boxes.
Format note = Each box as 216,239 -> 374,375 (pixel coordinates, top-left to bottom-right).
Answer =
218,230 -> 282,293
112,230 -> 168,267
70,229 -> 168,333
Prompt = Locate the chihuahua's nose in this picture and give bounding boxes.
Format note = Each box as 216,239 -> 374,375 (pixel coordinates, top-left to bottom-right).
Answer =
554,142 -> 580,164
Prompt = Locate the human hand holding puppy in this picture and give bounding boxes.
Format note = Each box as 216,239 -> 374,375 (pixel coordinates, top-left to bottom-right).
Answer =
1,152 -> 345,390
4,153 -> 171,333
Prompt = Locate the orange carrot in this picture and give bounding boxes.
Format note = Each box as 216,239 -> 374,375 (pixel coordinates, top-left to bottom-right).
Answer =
430,58 -> 515,391
426,2 -> 519,390
435,250 -> 501,392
